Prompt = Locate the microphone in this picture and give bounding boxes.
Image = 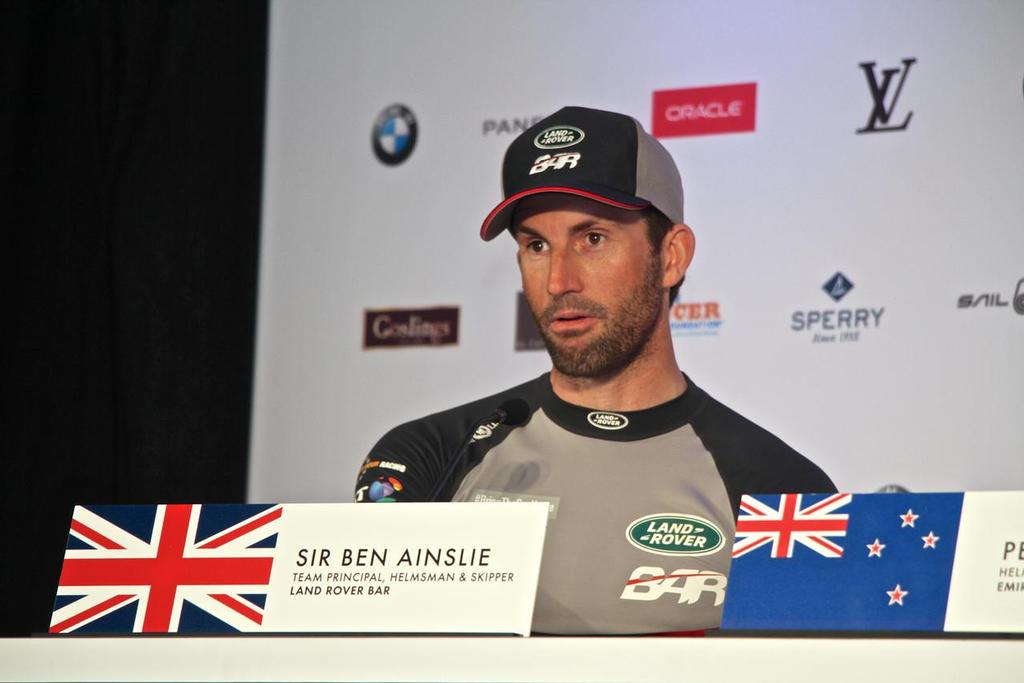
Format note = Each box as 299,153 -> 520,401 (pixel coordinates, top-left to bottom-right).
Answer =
428,398 -> 531,502
493,398 -> 531,428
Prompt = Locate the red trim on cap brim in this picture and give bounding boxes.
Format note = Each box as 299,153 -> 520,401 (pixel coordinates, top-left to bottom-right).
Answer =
479,186 -> 650,241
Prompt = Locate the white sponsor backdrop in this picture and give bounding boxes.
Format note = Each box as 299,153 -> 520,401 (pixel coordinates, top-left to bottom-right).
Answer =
250,0 -> 1024,502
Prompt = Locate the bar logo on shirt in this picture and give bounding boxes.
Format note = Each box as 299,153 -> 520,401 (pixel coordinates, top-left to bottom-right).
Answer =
620,566 -> 727,606
626,514 -> 724,557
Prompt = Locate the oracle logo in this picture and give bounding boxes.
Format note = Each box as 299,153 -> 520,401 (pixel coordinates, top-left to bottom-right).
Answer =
664,101 -> 743,121
652,83 -> 757,138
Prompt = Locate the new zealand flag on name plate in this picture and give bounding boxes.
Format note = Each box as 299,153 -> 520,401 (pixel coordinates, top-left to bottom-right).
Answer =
721,492 -> 963,631
50,504 -> 282,634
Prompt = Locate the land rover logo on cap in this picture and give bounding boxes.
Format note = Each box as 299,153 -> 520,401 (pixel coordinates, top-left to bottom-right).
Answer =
587,411 -> 628,430
626,513 -> 724,557
534,125 -> 585,149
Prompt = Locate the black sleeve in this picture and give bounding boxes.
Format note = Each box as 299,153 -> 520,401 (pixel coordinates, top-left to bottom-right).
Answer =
353,376 -> 545,503
690,394 -> 837,519
353,416 -> 454,502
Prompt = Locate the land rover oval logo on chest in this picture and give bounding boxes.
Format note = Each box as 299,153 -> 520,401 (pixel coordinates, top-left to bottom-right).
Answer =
586,411 -> 628,430
626,513 -> 724,556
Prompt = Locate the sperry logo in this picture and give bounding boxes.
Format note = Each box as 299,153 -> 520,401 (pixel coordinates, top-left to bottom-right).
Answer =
534,126 -> 585,149
856,58 -> 916,134
791,272 -> 884,344
823,272 -> 854,302
626,514 -> 724,556
529,152 -> 581,175
587,411 -> 628,430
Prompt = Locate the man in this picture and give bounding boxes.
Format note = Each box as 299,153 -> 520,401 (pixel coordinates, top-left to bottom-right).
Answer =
354,106 -> 835,634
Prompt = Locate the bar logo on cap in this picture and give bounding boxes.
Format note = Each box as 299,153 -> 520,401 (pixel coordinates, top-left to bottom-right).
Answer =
534,126 -> 585,149
529,152 -> 581,175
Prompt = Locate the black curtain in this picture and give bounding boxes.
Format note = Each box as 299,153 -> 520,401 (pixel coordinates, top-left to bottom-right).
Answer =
0,0 -> 268,635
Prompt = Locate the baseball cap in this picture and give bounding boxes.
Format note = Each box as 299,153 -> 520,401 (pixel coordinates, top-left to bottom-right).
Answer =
479,106 -> 685,241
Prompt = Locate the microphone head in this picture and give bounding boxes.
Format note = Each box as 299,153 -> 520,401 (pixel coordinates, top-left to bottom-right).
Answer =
496,398 -> 531,427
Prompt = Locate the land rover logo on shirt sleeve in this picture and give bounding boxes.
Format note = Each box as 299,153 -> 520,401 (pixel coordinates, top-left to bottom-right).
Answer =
534,125 -> 585,149
626,514 -> 724,556
587,411 -> 628,430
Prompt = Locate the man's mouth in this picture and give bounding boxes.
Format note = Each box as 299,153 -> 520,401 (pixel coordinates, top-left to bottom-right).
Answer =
547,310 -> 597,335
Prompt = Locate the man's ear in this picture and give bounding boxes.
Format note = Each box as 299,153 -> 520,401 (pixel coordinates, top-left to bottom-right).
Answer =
662,223 -> 695,288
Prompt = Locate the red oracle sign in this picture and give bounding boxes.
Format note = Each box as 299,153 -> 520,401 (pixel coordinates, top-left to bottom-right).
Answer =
652,83 -> 757,138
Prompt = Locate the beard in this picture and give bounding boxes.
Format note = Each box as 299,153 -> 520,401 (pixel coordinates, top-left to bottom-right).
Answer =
530,255 -> 665,379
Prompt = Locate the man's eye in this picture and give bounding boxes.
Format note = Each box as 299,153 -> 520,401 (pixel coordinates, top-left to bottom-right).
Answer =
527,240 -> 546,253
586,232 -> 604,245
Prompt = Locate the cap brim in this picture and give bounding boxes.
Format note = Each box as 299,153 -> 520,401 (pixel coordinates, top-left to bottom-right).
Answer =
479,185 -> 650,241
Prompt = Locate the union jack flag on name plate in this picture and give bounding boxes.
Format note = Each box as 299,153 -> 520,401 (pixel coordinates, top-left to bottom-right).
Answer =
51,504 -> 282,634
721,492 -> 963,631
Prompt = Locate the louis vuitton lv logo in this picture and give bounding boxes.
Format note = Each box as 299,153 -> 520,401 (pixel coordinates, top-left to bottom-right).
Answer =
856,58 -> 916,133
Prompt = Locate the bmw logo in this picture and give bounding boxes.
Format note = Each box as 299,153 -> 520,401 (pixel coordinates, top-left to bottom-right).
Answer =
372,104 -> 417,166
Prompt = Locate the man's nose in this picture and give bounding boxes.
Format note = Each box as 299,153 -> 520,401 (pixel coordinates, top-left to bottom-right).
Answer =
547,250 -> 583,296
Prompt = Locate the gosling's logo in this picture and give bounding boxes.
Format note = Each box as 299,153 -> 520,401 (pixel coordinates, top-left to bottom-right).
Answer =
534,125 -> 585,149
627,513 -> 725,557
587,411 -> 628,430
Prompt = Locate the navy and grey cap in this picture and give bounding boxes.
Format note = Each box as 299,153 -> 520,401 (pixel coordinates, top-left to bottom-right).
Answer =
480,106 -> 685,241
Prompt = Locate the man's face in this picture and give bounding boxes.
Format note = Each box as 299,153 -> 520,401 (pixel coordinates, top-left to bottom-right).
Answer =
512,194 -> 666,379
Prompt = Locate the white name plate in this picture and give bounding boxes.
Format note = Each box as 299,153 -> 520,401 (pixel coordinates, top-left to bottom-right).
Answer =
945,491 -> 1024,632
50,502 -> 549,636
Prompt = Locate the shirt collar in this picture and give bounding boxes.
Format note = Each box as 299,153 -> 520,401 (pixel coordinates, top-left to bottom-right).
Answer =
536,372 -> 705,441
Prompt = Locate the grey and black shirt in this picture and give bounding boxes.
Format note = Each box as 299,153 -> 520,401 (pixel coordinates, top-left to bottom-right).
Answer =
354,373 -> 835,634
